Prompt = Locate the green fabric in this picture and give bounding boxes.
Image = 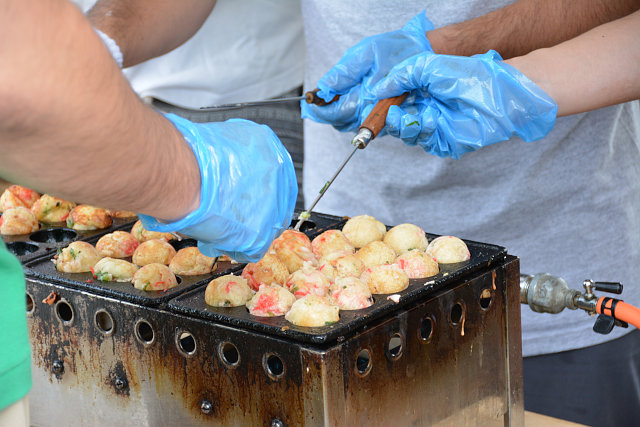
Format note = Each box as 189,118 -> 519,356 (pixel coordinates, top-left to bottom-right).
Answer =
0,240 -> 31,410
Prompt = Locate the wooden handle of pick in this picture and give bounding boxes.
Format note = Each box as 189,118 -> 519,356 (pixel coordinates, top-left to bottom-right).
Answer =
305,88 -> 340,106
361,93 -> 408,138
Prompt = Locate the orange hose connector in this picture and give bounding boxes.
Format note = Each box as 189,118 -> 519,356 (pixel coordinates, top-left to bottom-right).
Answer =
597,297 -> 640,330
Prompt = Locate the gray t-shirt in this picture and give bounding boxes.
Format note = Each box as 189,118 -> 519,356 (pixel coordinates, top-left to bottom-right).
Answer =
302,0 -> 640,356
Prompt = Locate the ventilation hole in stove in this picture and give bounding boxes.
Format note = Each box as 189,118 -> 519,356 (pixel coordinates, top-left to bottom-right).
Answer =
388,334 -> 403,360
355,349 -> 372,376
450,302 -> 464,325
95,309 -> 114,335
26,293 -> 34,314
219,342 -> 240,368
177,330 -> 197,357
135,319 -> 155,345
419,316 -> 434,342
55,300 -> 74,324
7,242 -> 39,256
30,228 -> 77,243
479,288 -> 493,310
288,218 -> 316,232
263,353 -> 285,380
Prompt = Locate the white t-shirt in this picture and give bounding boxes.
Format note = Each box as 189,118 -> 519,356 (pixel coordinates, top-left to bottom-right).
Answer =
302,1 -> 640,357
75,0 -> 305,109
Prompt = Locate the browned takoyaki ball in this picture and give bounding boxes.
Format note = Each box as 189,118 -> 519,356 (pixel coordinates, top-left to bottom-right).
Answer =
284,295 -> 340,327
132,239 -> 177,266
130,220 -> 177,243
395,250 -> 439,279
53,241 -> 102,273
341,215 -> 387,249
105,209 -> 137,219
246,284 -> 296,317
31,194 -> 76,223
0,207 -> 39,235
285,261 -> 331,299
132,263 -> 178,291
241,253 -> 289,291
318,251 -> 365,279
269,229 -> 317,273
66,205 -> 112,230
311,229 -> 355,259
426,236 -> 471,264
383,223 -> 428,255
355,241 -> 397,269
92,258 -> 139,282
0,185 -> 40,212
95,231 -> 139,258
329,276 -> 373,310
361,264 -> 409,294
169,246 -> 217,275
205,274 -> 254,307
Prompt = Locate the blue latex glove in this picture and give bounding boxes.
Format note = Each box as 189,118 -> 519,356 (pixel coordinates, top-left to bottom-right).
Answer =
301,11 -> 433,132
370,50 -> 558,159
139,114 -> 297,263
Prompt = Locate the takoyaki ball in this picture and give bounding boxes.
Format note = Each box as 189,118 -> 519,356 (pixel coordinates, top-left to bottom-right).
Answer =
217,254 -> 237,263
0,207 -> 39,235
270,229 -> 317,273
0,185 -> 40,212
204,274 -> 253,307
319,251 -> 364,279
361,264 -> 409,294
105,209 -> 137,219
426,236 -> 471,264
130,220 -> 177,243
317,261 -> 336,282
132,263 -> 178,291
92,257 -> 138,282
246,284 -> 296,317
383,223 -> 428,255
95,231 -> 139,258
66,205 -> 112,231
241,253 -> 289,291
53,241 -> 102,273
395,249 -> 439,279
341,215 -> 387,248
169,246 -> 217,275
31,194 -> 76,223
285,295 -> 340,327
329,276 -> 373,310
355,241 -> 397,269
285,261 -> 331,298
132,239 -> 176,266
311,230 -> 355,259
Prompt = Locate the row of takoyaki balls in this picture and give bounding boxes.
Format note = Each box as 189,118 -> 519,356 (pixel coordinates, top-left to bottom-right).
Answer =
203,215 -> 471,328
51,220 -> 226,292
0,184 -> 136,235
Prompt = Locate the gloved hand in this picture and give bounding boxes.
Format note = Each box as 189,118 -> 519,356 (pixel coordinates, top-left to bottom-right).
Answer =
370,50 -> 558,159
301,11 -> 433,132
139,114 -> 297,263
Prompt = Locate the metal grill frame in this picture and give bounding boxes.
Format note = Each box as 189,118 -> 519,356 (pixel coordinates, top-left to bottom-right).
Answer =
26,255 -> 523,426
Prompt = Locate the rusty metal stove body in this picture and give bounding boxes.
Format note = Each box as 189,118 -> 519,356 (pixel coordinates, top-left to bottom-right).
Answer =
21,214 -> 524,426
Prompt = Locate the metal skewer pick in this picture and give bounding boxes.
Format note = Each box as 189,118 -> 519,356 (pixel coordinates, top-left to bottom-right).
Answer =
293,93 -> 408,231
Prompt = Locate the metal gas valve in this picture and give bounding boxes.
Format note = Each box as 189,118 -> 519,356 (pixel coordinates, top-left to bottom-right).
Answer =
520,274 -> 636,334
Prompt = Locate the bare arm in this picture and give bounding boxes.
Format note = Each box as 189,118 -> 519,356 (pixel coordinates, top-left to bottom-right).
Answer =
0,0 -> 200,220
428,0 -> 640,58
87,0 -> 216,67
505,10 -> 640,117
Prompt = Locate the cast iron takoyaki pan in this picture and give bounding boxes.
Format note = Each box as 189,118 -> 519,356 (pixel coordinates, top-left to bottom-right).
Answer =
168,233 -> 507,345
22,237 -> 243,307
2,216 -> 137,263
